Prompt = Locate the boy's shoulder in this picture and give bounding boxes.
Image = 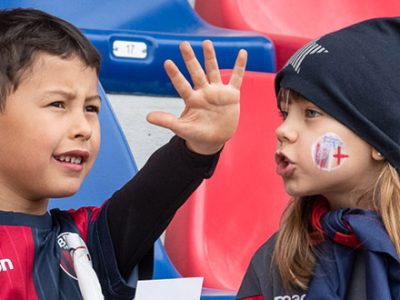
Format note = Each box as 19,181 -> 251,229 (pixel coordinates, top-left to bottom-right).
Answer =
49,205 -> 105,241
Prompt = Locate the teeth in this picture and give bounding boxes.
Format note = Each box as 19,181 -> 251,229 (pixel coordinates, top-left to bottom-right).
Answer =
56,155 -> 83,164
72,157 -> 82,164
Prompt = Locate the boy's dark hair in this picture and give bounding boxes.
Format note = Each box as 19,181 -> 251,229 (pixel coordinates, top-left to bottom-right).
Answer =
0,8 -> 101,111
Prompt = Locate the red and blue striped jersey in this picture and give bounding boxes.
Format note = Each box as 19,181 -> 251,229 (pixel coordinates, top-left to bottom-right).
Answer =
0,203 -> 135,299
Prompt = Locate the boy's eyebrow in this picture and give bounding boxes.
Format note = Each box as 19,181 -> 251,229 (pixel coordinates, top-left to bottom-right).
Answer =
87,94 -> 102,101
44,90 -> 101,101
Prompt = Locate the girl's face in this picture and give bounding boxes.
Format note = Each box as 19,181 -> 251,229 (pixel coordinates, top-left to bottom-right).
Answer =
275,89 -> 383,209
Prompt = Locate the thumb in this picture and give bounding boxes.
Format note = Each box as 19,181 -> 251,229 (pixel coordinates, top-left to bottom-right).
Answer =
146,111 -> 179,132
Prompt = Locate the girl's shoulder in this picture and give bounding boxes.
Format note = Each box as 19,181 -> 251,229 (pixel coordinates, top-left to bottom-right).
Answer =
250,233 -> 278,266
240,233 -> 307,299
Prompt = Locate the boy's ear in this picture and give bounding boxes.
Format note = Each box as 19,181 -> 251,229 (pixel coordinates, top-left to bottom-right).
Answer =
371,148 -> 385,161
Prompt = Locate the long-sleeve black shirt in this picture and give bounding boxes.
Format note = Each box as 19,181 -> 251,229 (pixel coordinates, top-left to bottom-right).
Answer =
107,136 -> 220,280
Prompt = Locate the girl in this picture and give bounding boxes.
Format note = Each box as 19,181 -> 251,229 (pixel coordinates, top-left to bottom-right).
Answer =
237,17 -> 400,300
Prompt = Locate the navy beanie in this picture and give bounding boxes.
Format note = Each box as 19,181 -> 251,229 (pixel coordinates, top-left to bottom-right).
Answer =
275,17 -> 400,170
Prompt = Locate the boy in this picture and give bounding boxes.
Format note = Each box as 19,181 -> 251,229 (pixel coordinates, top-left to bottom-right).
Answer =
0,8 -> 247,299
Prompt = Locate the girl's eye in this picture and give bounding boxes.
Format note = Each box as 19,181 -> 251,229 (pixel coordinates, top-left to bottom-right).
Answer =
85,105 -> 100,114
278,110 -> 288,120
305,109 -> 321,118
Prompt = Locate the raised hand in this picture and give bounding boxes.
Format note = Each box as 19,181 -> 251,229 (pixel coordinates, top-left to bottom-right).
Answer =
147,40 -> 247,155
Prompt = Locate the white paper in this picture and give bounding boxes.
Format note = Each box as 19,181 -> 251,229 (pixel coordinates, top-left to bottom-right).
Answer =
134,277 -> 203,300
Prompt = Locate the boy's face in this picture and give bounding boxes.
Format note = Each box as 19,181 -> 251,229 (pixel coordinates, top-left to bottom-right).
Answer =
275,90 -> 383,209
0,53 -> 100,214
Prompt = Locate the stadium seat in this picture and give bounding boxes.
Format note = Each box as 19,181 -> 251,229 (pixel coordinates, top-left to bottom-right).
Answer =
0,0 -> 275,95
164,70 -> 290,291
195,0 -> 400,70
49,83 -> 234,299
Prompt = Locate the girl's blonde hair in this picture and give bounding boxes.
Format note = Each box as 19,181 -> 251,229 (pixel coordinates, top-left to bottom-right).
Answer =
273,162 -> 400,290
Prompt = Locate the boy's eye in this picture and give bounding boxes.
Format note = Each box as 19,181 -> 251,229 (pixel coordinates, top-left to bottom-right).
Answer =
305,109 -> 321,118
50,101 -> 64,109
85,105 -> 100,114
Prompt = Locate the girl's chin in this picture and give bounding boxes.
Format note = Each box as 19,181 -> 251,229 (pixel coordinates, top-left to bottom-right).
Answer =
284,187 -> 313,198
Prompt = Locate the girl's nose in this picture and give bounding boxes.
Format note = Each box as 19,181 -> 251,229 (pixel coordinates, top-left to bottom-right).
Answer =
275,120 -> 299,144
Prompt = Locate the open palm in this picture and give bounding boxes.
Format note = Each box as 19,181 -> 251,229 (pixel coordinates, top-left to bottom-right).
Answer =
147,40 -> 247,155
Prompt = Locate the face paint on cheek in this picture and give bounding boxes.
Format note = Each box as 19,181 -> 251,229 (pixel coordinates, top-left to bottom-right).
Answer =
311,132 -> 349,171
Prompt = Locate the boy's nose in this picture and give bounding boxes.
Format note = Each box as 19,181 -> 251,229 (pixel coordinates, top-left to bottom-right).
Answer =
70,113 -> 93,141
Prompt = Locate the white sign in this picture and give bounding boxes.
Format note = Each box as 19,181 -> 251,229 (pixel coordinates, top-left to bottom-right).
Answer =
134,277 -> 203,300
112,40 -> 148,59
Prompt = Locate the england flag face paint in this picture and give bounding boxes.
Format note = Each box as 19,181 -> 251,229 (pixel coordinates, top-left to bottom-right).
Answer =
311,132 -> 349,171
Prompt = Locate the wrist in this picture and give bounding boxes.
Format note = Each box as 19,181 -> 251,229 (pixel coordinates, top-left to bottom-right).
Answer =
185,140 -> 223,155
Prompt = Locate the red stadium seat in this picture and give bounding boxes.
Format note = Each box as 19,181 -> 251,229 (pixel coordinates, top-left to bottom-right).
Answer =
195,0 -> 400,70
164,71 -> 290,291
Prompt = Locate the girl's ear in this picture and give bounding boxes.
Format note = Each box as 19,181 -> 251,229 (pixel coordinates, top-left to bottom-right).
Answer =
371,148 -> 385,161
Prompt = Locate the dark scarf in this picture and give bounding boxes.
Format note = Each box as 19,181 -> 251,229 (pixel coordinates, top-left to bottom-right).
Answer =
306,200 -> 400,299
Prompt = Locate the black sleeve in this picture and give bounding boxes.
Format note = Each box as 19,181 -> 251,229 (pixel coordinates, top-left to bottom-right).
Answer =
106,136 -> 220,279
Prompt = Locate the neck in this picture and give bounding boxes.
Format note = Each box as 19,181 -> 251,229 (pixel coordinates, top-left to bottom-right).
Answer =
323,189 -> 374,210
0,189 -> 48,215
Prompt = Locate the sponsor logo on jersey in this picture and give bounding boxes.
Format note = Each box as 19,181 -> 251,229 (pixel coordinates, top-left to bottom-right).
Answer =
274,294 -> 306,300
57,232 -> 91,280
0,258 -> 14,272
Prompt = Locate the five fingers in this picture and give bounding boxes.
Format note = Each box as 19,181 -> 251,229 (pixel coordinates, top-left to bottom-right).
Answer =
156,41 -> 247,142
165,40 -> 248,95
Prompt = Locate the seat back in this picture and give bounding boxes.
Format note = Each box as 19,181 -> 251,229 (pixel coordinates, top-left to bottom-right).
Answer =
195,0 -> 400,69
0,0 -> 275,94
165,71 -> 290,291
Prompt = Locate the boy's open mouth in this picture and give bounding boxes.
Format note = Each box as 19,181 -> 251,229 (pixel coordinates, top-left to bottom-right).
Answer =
55,155 -> 83,165
54,151 -> 89,165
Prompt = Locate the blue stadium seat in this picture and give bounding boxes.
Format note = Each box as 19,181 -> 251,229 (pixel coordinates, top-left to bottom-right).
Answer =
49,83 -> 235,299
0,0 -> 275,95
